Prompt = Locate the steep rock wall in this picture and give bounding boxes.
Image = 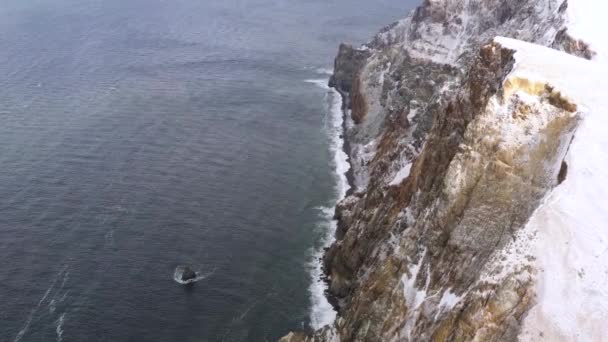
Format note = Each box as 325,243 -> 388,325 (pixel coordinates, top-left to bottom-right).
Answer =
283,0 -> 600,341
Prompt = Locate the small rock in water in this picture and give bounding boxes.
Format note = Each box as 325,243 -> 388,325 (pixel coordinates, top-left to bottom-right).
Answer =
181,266 -> 197,282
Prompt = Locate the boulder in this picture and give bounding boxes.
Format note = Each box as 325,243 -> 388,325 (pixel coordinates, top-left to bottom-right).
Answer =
180,266 -> 197,282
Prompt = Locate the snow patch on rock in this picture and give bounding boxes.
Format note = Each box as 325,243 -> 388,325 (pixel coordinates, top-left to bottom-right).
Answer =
389,163 -> 412,186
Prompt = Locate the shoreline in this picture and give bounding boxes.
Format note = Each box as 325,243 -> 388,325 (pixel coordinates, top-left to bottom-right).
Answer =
318,84 -> 355,316
307,77 -> 353,330
333,86 -> 356,198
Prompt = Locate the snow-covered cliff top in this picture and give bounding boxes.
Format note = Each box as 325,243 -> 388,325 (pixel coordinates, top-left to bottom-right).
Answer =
495,36 -> 608,341
564,0 -> 608,61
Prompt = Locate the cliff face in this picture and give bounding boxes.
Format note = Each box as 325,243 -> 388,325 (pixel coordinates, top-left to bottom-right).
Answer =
284,1 -> 608,341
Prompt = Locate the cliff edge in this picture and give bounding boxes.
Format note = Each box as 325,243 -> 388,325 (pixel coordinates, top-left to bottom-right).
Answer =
284,1 -> 608,341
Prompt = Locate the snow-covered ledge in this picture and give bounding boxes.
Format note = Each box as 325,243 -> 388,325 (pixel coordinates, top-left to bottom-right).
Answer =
494,36 -> 608,341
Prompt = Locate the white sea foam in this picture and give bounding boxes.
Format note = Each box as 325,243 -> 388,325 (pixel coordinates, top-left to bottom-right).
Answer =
316,67 -> 334,76
327,86 -> 351,201
307,79 -> 351,329
308,207 -> 337,329
55,313 -> 66,342
14,265 -> 69,342
304,79 -> 330,90
304,66 -> 334,75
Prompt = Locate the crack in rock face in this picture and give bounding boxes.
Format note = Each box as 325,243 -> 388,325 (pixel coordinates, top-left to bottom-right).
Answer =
557,161 -> 568,184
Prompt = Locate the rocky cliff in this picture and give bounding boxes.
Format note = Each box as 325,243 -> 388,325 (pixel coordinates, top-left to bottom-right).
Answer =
284,1 -> 608,341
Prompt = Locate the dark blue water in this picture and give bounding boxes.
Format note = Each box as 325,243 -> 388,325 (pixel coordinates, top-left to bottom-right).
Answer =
0,1 -> 413,341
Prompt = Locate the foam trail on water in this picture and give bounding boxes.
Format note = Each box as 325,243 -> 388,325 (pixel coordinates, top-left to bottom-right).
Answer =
304,79 -> 330,90
307,79 -> 351,329
316,67 -> 334,76
14,265 -> 69,342
56,313 -> 66,342
303,66 -> 334,76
